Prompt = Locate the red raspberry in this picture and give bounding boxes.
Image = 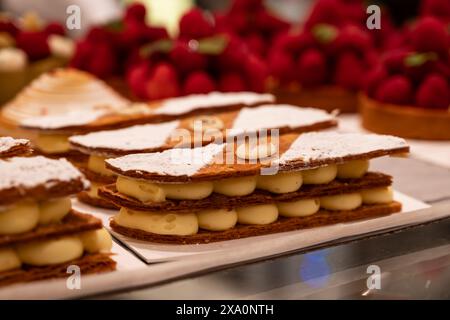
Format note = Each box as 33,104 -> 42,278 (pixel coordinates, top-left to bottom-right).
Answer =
183,71 -> 216,95
255,10 -> 290,34
246,33 -> 265,57
44,22 -> 65,36
305,0 -> 344,29
126,61 -> 151,99
147,63 -> 180,100
410,17 -> 449,57
330,25 -> 373,55
117,20 -> 144,48
225,11 -> 247,34
169,41 -> 208,74
217,35 -> 248,71
415,74 -> 449,109
124,3 -> 147,23
230,0 -> 264,13
333,51 -> 365,90
218,72 -> 247,92
297,48 -> 327,87
364,64 -> 389,98
70,40 -> 94,68
0,20 -> 19,37
375,75 -> 413,105
86,27 -> 113,43
383,49 -> 410,74
86,43 -> 117,78
340,0 -> 366,26
16,31 -> 50,61
420,0 -> 450,23
268,49 -> 296,84
433,60 -> 450,78
273,31 -> 317,55
403,52 -> 439,83
142,26 -> 168,42
244,54 -> 268,92
179,9 -> 215,40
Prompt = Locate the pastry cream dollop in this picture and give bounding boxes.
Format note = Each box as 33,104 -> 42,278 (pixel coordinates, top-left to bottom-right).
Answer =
236,204 -> 279,225
277,198 -> 320,217
197,208 -> 238,231
213,176 -> 257,196
256,171 -> 303,194
0,201 -> 39,235
337,160 -> 369,179
302,165 -> 337,185
35,134 -> 70,154
361,187 -> 393,204
320,193 -> 362,211
115,208 -> 198,236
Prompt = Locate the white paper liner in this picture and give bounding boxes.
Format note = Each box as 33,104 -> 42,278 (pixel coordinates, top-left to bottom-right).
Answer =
2,193 -> 447,299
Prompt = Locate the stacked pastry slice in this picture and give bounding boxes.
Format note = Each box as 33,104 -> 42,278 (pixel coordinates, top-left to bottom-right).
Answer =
20,91 -> 275,161
68,105 -> 337,208
98,132 -> 409,244
0,156 -> 115,287
0,136 -> 31,158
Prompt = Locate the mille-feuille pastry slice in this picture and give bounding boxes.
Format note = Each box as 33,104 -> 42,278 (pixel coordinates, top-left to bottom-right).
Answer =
98,132 -> 410,244
0,137 -> 31,158
69,105 -> 337,208
0,156 -> 115,286
0,68 -> 129,139
19,92 -> 274,161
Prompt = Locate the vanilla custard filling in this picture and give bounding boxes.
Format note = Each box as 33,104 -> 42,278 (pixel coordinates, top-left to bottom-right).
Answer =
197,208 -> 238,231
0,248 -> 22,272
113,186 -> 394,235
337,160 -> 369,179
320,193 -> 362,211
38,197 -> 71,225
35,134 -> 70,154
213,176 -> 257,196
116,207 -> 198,236
163,181 -> 214,200
256,171 -> 303,194
277,198 -> 320,217
88,155 -> 115,176
87,182 -> 102,199
302,164 -> 337,185
116,176 -> 213,202
361,187 -> 393,204
0,228 -> 112,271
0,201 -> 39,235
236,204 -> 279,225
16,236 -> 84,266
79,228 -> 113,253
114,161 -> 372,203
0,197 -> 73,235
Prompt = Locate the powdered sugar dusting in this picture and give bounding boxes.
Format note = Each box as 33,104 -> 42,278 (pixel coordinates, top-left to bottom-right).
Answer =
278,132 -> 408,165
0,137 -> 29,153
154,92 -> 274,116
0,156 -> 88,191
106,143 -> 225,177
230,105 -> 335,134
70,120 -> 180,152
21,109 -> 108,130
2,68 -> 129,123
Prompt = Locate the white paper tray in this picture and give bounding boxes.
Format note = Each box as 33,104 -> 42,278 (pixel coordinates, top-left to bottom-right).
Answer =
3,192 -> 449,300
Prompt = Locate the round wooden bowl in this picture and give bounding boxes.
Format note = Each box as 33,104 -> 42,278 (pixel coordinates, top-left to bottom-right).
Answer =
272,85 -> 358,113
360,94 -> 450,140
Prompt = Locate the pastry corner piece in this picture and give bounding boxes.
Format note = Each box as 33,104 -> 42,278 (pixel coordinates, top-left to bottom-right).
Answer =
0,136 -> 31,158
0,156 -> 115,287
99,131 -> 409,244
